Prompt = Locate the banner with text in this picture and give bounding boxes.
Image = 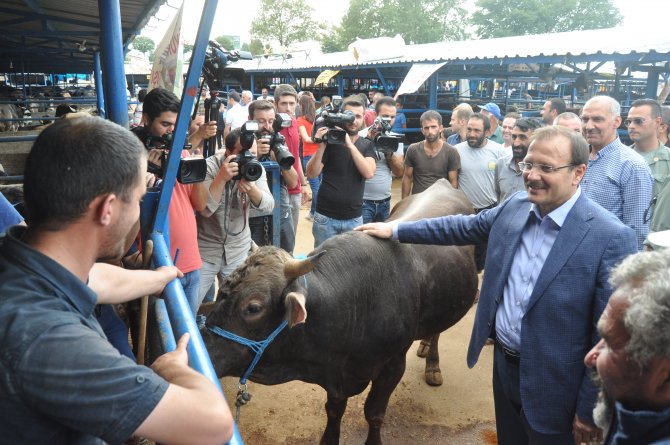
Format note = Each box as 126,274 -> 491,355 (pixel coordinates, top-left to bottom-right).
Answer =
149,4 -> 184,96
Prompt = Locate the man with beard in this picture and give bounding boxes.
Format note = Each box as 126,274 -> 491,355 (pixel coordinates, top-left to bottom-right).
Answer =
306,95 -> 376,247
402,110 -> 460,198
0,117 -> 233,444
495,118 -> 542,203
580,95 -> 652,250
357,126 -> 637,445
628,99 -> 670,235
195,128 -> 274,311
247,99 -> 298,252
585,249 -> 670,445
455,113 -> 507,270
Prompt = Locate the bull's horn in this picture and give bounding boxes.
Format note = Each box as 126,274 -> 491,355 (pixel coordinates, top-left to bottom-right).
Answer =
283,251 -> 326,278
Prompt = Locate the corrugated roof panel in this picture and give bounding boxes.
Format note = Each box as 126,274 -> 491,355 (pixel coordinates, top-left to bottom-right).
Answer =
236,27 -> 670,73
0,0 -> 165,73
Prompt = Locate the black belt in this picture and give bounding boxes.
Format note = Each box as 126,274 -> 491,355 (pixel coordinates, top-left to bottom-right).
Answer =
495,337 -> 520,365
475,203 -> 497,213
366,196 -> 391,204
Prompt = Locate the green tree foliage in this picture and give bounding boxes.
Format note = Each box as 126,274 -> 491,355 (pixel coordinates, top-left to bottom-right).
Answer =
250,0 -> 319,50
247,39 -> 265,56
323,0 -> 469,52
215,35 -> 236,50
132,36 -> 155,56
183,42 -> 194,54
472,0 -> 622,38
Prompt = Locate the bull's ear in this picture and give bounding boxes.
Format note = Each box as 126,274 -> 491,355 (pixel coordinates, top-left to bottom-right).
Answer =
285,292 -> 307,328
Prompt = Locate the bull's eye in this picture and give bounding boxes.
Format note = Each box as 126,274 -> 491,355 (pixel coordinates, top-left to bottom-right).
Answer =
246,302 -> 263,315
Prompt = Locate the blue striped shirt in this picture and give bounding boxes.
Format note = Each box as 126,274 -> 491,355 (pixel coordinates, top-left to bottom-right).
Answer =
581,138 -> 652,250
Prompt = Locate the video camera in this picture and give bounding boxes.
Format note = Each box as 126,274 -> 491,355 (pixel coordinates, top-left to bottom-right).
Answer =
202,40 -> 252,92
143,132 -> 207,185
312,108 -> 356,145
256,112 -> 295,170
233,121 -> 264,181
370,116 -> 401,153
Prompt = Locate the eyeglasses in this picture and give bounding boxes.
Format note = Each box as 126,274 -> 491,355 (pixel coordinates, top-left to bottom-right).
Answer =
624,117 -> 647,127
518,162 -> 576,174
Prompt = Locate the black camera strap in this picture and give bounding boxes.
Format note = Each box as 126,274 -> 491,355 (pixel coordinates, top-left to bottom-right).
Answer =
223,180 -> 249,237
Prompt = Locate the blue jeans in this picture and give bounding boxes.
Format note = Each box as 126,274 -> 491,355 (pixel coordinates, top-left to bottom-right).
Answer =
362,198 -> 391,223
303,155 -> 321,216
180,269 -> 201,316
312,212 -> 362,248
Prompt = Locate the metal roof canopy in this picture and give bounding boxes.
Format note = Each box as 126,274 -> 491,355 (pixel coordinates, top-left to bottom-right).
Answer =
0,0 -> 164,74
234,26 -> 670,78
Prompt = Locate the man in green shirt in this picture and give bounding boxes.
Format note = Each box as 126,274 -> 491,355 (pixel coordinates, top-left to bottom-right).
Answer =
628,99 -> 670,233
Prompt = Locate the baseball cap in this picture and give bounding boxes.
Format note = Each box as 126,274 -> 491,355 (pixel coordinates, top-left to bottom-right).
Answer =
479,102 -> 502,120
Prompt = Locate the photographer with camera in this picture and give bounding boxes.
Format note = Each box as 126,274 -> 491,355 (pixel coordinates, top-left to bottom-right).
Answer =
248,99 -> 299,253
306,95 -> 376,247
361,96 -> 405,223
131,88 -> 208,316
195,125 -> 274,310
273,84 -> 310,238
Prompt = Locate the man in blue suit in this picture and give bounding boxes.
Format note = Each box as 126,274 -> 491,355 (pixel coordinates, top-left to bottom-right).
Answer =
357,126 -> 638,444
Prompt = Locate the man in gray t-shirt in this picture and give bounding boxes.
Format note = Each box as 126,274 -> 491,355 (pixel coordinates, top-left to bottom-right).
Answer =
455,113 -> 506,271
402,110 -> 460,199
362,97 -> 405,223
455,113 -> 507,211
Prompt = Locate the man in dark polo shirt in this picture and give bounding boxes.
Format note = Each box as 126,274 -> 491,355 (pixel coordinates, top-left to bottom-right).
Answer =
306,95 -> 376,247
0,117 -> 233,444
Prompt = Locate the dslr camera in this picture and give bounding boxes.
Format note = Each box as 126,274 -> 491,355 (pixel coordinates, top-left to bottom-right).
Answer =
234,121 -> 264,181
143,132 -> 207,185
312,109 -> 356,145
257,112 -> 295,170
370,116 -> 401,153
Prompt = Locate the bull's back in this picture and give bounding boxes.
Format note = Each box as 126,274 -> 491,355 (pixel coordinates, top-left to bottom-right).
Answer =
386,179 -> 478,337
388,179 -> 474,223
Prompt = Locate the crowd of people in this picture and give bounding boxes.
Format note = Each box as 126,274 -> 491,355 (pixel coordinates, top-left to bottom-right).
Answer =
1,85 -> 670,445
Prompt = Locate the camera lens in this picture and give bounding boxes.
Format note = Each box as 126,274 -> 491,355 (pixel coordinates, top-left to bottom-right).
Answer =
244,162 -> 263,181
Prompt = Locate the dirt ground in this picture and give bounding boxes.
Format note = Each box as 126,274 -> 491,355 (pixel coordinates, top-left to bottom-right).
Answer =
218,178 -> 497,445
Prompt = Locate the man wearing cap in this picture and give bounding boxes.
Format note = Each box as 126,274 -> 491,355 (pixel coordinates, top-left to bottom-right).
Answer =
223,91 -> 247,139
479,102 -> 504,144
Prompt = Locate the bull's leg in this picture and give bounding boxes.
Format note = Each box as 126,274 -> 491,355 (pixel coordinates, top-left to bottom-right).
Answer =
363,355 -> 407,445
424,333 -> 443,386
416,338 -> 431,358
319,394 -> 348,445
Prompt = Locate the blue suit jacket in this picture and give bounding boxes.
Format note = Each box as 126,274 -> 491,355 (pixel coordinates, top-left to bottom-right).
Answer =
397,191 -> 638,434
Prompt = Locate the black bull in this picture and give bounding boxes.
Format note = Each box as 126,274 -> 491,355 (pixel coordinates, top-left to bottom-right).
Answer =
202,179 -> 478,445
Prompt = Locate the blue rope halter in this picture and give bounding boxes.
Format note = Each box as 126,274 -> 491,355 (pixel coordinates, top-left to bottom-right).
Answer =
207,319 -> 288,385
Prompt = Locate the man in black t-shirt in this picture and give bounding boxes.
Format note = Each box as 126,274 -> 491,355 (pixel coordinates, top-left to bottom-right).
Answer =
306,95 -> 376,247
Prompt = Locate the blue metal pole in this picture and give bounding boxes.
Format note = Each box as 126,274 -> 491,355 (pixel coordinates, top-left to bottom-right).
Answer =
428,73 -> 437,110
145,0 -> 244,442
94,51 -> 106,119
375,68 -> 390,96
261,161 -> 281,247
97,0 -> 128,127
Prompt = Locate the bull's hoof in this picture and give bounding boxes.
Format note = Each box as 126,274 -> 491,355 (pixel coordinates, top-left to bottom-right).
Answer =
425,368 -> 443,386
416,339 -> 431,358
